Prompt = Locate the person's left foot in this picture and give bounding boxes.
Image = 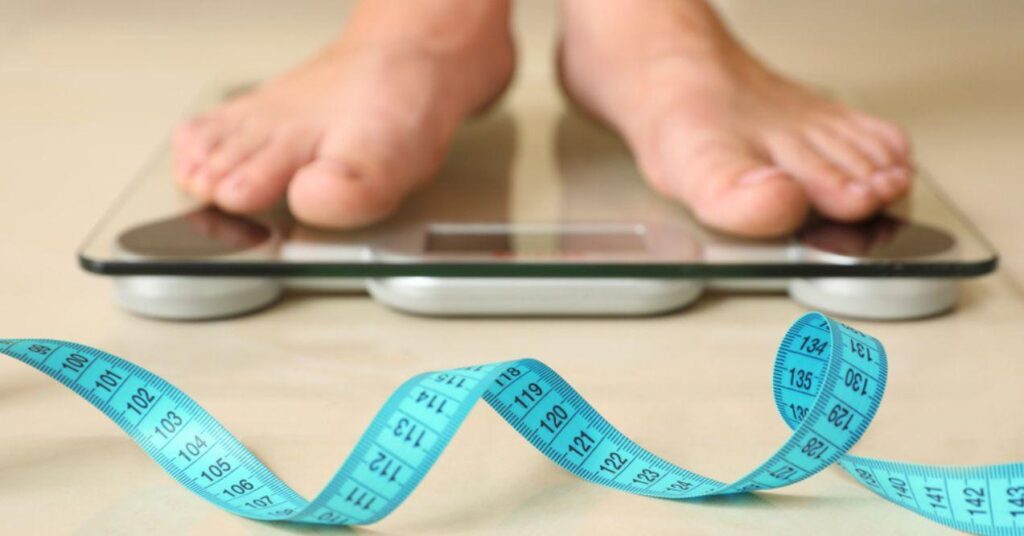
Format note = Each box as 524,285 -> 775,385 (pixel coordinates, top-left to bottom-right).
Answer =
559,0 -> 914,238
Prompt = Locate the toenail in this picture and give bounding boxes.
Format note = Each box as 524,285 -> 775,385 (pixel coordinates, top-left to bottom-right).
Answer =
885,167 -> 909,186
218,173 -> 248,197
845,180 -> 873,198
192,170 -> 219,199
870,171 -> 892,193
737,167 -> 786,186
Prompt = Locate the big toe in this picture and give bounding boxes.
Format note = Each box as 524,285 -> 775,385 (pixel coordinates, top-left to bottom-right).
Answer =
287,158 -> 410,229
647,133 -> 811,238
701,167 -> 812,237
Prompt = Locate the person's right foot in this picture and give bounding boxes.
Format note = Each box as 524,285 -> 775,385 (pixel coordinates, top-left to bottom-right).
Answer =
173,0 -> 514,229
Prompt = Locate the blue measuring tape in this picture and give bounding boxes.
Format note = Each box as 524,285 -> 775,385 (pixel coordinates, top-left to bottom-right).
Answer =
2,312 -> 1022,534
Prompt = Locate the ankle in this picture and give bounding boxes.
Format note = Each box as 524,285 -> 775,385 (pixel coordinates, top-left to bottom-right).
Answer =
341,0 -> 513,55
324,0 -> 516,115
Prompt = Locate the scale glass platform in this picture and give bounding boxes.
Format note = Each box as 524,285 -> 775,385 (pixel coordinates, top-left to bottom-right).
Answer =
78,83 -> 998,320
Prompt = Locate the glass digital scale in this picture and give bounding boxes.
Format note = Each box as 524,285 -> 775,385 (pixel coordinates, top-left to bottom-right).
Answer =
78,83 -> 998,320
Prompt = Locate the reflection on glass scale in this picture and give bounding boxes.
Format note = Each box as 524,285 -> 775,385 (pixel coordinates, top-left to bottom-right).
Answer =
79,83 -> 997,320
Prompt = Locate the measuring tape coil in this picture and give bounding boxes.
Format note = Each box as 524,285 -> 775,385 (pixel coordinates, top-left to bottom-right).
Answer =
2,312 -> 1022,534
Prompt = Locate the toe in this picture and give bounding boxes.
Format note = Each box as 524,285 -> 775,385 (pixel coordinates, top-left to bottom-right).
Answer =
850,114 -> 914,166
827,115 -> 913,203
649,131 -> 811,237
172,119 -> 206,186
173,115 -> 231,199
868,166 -> 912,203
213,127 -> 318,214
767,132 -> 883,222
193,125 -> 270,200
287,122 -> 447,229
696,165 -> 812,237
804,125 -> 877,183
287,157 -> 408,229
828,116 -> 900,170
802,125 -> 912,204
174,116 -> 226,168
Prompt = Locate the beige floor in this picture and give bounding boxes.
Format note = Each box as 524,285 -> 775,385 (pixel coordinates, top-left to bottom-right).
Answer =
1,1 -> 1023,534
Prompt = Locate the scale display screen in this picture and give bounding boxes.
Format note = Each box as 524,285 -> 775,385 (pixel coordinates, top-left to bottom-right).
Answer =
424,227 -> 647,255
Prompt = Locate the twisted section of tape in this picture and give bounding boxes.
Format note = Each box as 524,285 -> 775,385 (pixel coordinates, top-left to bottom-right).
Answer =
2,312 -> 1022,534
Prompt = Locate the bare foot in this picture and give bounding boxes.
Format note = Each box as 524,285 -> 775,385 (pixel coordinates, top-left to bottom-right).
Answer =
173,0 -> 514,228
559,0 -> 914,237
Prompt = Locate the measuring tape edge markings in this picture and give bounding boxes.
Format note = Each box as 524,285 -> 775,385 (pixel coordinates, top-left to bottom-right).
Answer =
1,314 -> 1021,534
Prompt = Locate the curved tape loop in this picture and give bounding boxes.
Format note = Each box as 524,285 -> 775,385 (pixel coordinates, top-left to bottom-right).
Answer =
2,312 -> 1021,534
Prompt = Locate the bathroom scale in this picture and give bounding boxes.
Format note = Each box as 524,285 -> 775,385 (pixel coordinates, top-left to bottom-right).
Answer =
78,82 -> 998,320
